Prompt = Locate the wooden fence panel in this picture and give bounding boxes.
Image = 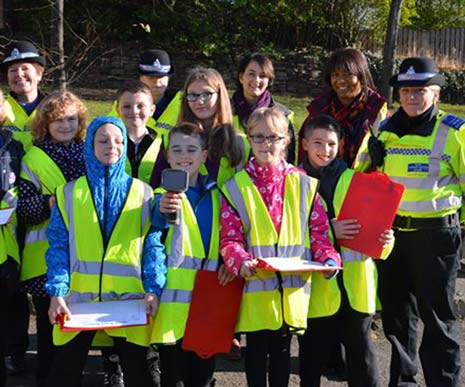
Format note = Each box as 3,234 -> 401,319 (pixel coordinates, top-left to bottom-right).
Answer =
365,28 -> 465,69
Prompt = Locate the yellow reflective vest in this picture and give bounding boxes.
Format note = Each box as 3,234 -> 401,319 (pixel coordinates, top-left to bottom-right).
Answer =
379,111 -> 465,220
3,93 -> 38,151
52,176 -> 154,346
199,133 -> 250,188
222,169 -> 318,332
124,129 -> 163,184
20,147 -> 67,281
0,189 -> 19,265
308,169 -> 393,318
151,186 -> 220,344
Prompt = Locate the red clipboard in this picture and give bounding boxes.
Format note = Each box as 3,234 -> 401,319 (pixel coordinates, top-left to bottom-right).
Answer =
337,172 -> 404,258
182,270 -> 244,358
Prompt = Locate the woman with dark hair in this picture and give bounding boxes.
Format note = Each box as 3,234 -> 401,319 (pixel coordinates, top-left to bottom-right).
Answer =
297,48 -> 389,167
232,53 -> 296,164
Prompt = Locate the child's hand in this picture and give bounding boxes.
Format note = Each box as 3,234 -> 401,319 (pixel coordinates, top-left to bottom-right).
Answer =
240,259 -> 258,278
331,218 -> 361,240
48,296 -> 71,324
379,229 -> 394,247
159,192 -> 181,215
145,293 -> 159,317
217,264 -> 236,286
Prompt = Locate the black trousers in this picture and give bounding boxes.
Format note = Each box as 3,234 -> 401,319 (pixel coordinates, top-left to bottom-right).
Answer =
32,296 -> 54,387
47,330 -> 151,387
158,341 -> 215,387
298,291 -> 379,387
6,289 -> 29,359
377,226 -> 461,387
245,328 -> 292,387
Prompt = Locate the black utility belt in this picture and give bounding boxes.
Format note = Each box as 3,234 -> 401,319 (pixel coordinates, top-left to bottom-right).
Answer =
393,213 -> 459,230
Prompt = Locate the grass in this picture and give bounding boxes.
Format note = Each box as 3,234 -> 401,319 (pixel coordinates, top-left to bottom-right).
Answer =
83,95 -> 465,131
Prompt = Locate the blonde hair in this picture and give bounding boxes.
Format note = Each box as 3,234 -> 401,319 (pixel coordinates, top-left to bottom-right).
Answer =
247,107 -> 289,139
31,90 -> 87,142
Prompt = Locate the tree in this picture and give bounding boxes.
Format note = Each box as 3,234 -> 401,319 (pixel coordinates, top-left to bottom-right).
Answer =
380,0 -> 403,106
50,0 -> 65,89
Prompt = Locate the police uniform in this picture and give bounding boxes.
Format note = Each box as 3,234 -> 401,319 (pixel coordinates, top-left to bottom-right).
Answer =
375,57 -> 462,387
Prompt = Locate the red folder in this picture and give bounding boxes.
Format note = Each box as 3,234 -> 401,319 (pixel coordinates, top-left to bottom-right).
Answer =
182,271 -> 244,358
337,172 -> 404,258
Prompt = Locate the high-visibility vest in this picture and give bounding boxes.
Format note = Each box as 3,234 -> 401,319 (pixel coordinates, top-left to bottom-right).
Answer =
0,189 -> 19,265
151,187 -> 220,344
3,94 -> 37,151
52,176 -> 154,346
379,111 -> 464,219
308,169 -> 392,318
222,169 -> 318,332
20,147 -> 66,281
124,129 -> 163,184
199,133 -> 250,187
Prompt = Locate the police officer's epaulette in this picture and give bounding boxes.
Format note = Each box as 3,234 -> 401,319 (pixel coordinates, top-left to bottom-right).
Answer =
442,114 -> 465,130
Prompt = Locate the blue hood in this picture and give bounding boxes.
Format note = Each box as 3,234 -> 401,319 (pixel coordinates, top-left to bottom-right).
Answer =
84,116 -> 132,242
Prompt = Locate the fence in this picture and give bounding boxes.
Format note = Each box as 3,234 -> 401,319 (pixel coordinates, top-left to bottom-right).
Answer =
365,28 -> 465,69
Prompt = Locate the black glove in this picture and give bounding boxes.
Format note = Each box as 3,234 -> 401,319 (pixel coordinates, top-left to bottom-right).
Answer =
368,136 -> 386,168
0,257 -> 19,296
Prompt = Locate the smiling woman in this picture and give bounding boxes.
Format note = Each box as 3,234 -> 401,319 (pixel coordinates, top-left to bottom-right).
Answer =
297,48 -> 390,168
1,40 -> 47,151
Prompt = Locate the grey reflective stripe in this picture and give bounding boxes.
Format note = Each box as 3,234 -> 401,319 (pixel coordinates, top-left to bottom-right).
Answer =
25,228 -> 46,244
63,181 -> 78,268
282,274 -> 306,289
167,254 -> 203,269
341,249 -> 366,262
224,177 -> 251,237
168,208 -> 187,267
400,195 -> 462,213
460,174 -> 465,184
203,259 -> 219,271
155,122 -> 173,131
243,277 -> 279,293
3,191 -> 17,207
429,121 -> 449,177
250,244 -> 307,258
72,260 -> 141,278
141,183 -> 153,228
391,174 -> 458,190
297,173 -> 310,256
66,291 -> 144,303
357,151 -> 370,163
160,289 -> 192,303
21,161 -> 42,190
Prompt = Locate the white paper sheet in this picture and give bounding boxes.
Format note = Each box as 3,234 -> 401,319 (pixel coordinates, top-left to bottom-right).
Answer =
0,207 -> 14,225
258,257 -> 341,272
62,299 -> 147,330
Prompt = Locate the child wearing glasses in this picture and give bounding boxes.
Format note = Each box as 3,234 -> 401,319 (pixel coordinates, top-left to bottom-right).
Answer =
150,67 -> 247,188
220,107 -> 340,387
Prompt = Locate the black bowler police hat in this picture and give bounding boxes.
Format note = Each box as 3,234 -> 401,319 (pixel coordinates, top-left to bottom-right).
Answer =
138,49 -> 175,76
389,57 -> 445,87
1,40 -> 46,71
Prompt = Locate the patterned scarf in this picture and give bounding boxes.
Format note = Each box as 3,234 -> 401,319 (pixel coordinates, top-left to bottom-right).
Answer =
232,88 -> 273,128
329,89 -> 368,166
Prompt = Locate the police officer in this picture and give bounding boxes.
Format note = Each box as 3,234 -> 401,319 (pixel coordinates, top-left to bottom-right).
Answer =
374,57 -> 463,387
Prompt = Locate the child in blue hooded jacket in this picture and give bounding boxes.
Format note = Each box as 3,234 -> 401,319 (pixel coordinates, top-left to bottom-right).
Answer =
44,116 -> 167,387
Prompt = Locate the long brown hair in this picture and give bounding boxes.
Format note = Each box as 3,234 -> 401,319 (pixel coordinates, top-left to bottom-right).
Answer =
179,66 -> 242,166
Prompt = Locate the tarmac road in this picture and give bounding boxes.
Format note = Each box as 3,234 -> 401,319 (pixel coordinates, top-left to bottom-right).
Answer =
6,270 -> 465,386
